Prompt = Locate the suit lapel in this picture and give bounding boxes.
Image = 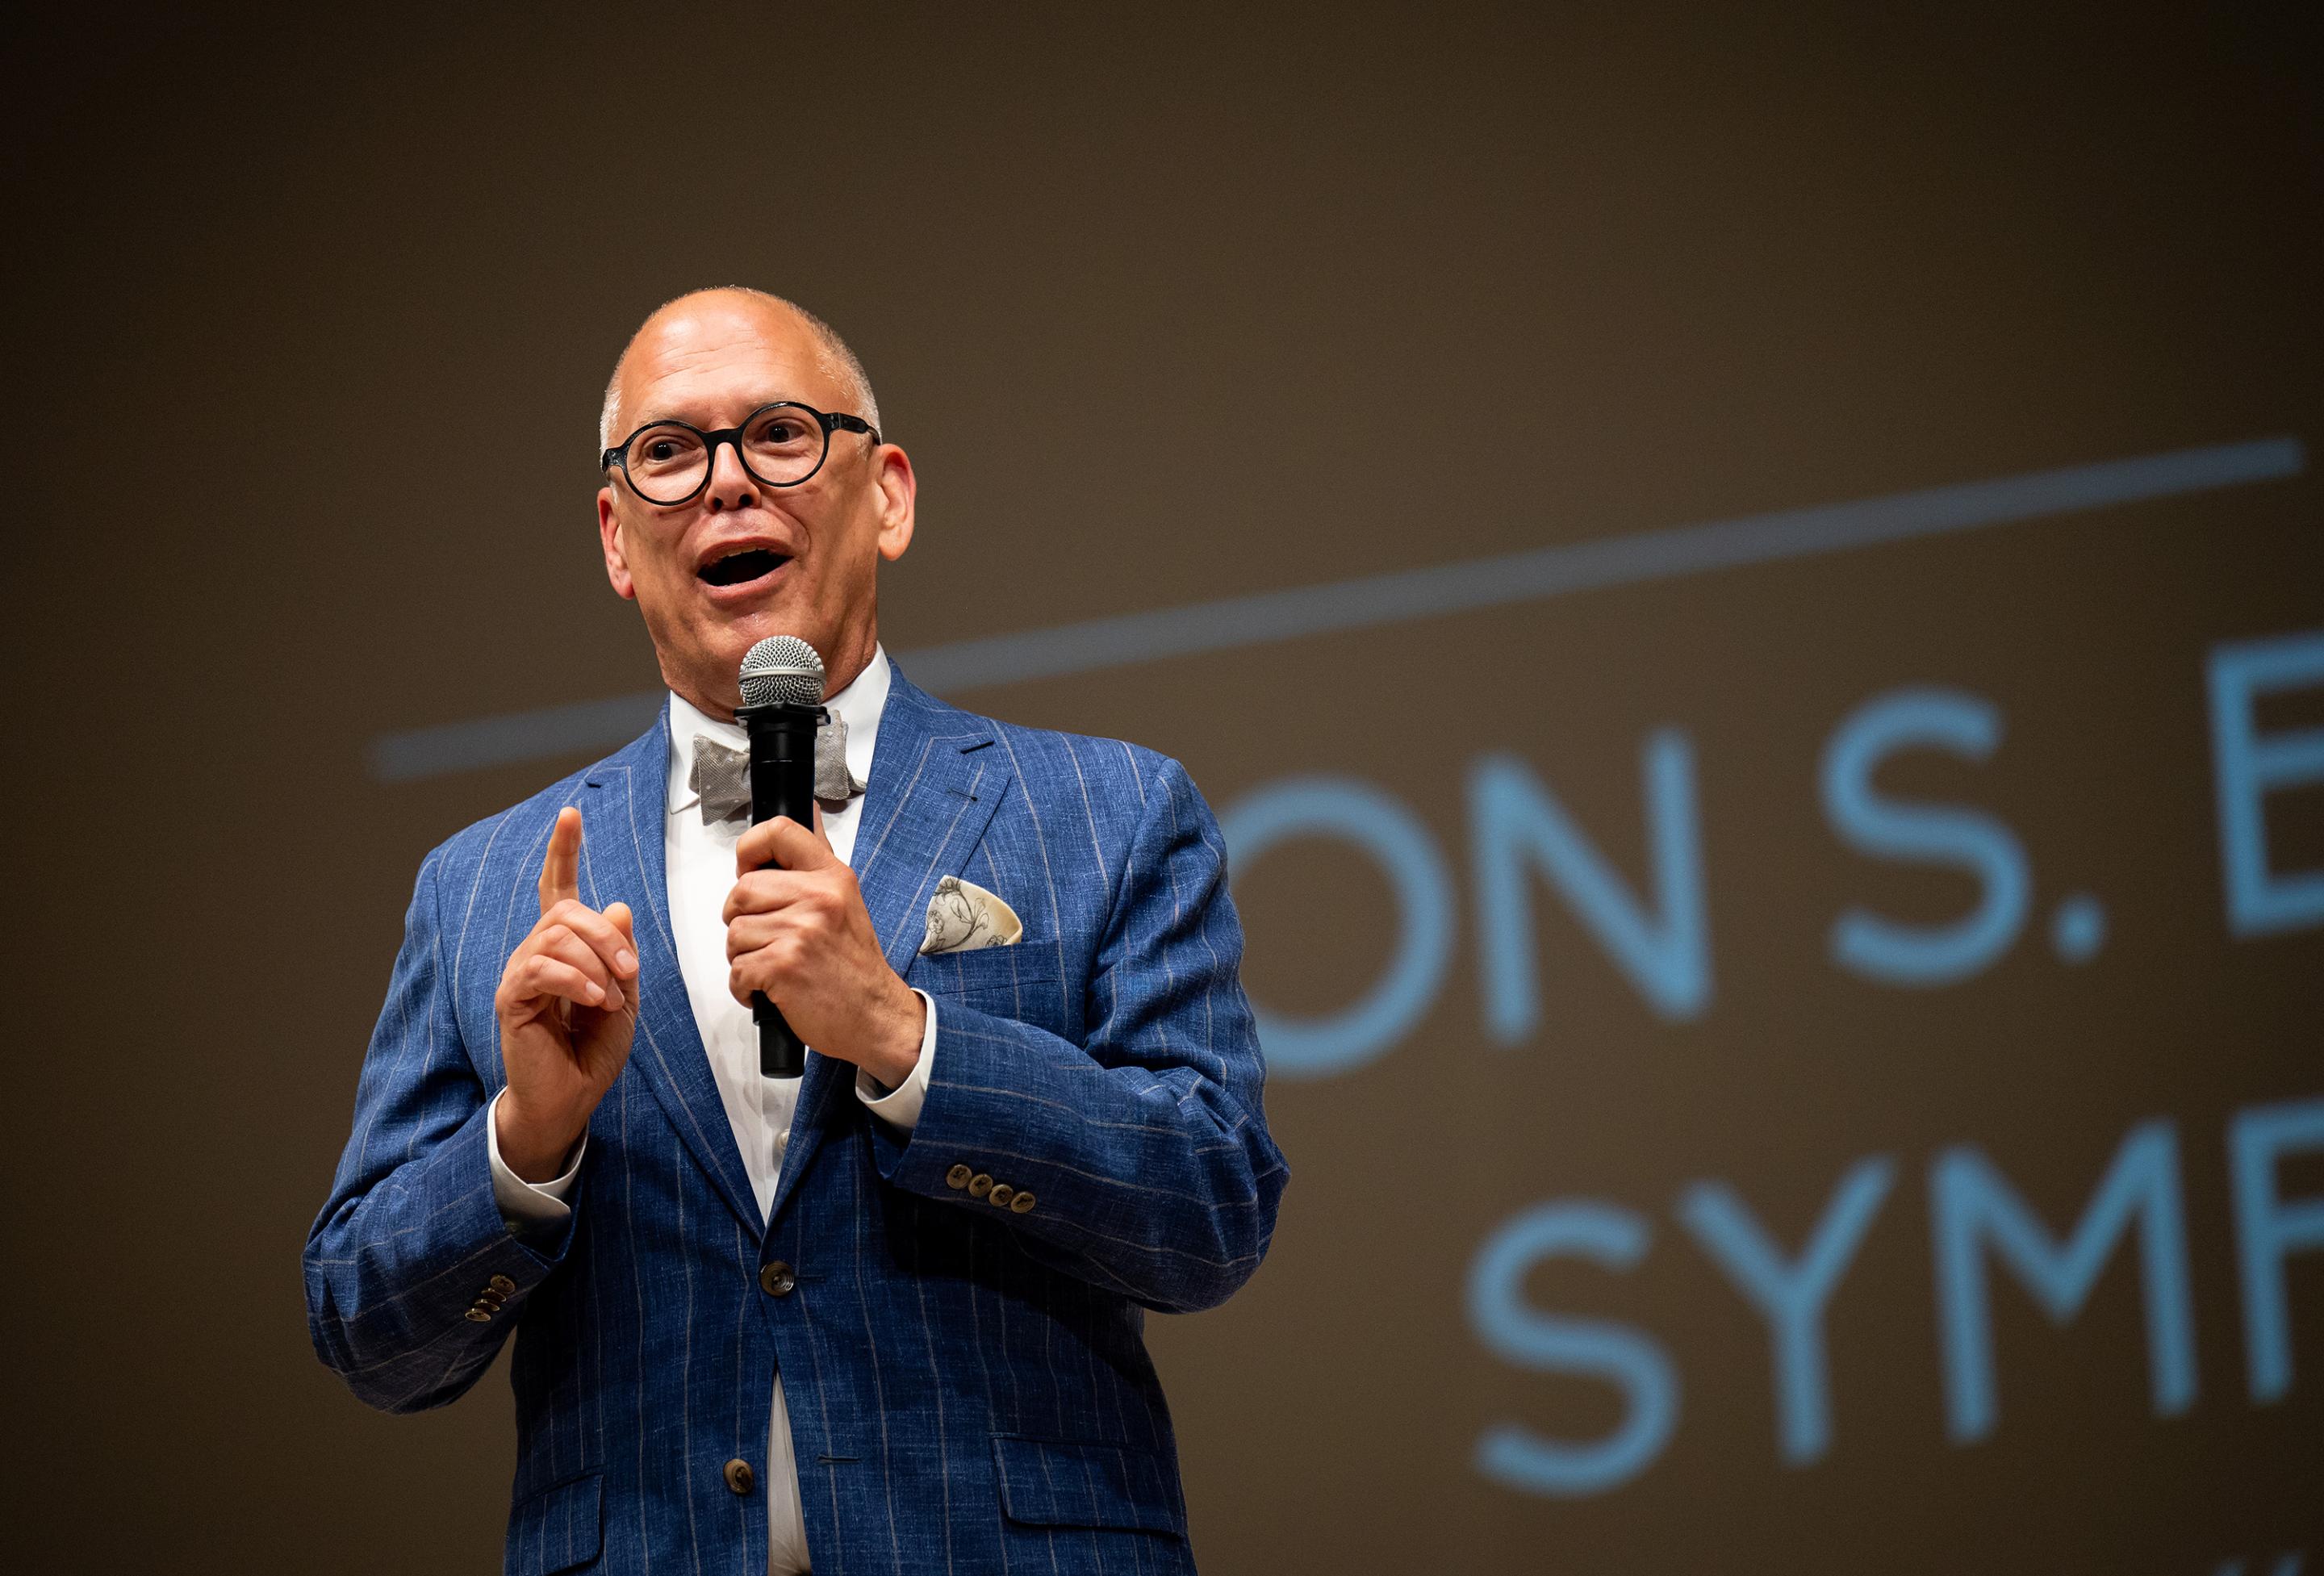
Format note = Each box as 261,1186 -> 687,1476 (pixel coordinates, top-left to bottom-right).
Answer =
579,707 -> 764,1237
768,659 -> 1011,1224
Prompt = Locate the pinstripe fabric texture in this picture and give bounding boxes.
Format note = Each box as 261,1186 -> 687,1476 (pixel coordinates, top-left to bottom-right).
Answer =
305,660 -> 1289,1575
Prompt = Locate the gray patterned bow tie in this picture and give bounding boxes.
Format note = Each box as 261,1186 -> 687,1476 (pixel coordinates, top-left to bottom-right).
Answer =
689,719 -> 867,826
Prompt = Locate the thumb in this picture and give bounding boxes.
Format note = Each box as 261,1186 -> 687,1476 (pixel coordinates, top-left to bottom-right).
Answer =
605,901 -> 636,943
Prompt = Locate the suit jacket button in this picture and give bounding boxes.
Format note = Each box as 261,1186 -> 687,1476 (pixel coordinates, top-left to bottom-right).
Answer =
465,1308 -> 491,1323
489,1274 -> 516,1296
967,1173 -> 994,1198
759,1260 -> 796,1298
987,1184 -> 1015,1209
945,1164 -> 973,1189
724,1458 -> 755,1496
1009,1190 -> 1037,1214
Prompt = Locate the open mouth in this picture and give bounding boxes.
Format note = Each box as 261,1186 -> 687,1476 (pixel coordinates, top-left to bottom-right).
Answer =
699,547 -> 790,587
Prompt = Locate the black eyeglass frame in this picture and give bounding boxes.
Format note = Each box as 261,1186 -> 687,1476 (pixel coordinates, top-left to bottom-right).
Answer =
599,400 -> 883,505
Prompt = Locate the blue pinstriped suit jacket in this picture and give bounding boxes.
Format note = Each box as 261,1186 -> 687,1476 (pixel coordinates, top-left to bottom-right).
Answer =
304,661 -> 1288,1575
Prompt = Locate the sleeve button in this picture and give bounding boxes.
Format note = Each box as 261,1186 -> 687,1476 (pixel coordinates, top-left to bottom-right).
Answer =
987,1184 -> 1015,1209
945,1164 -> 973,1189
489,1274 -> 517,1295
1009,1190 -> 1036,1214
967,1173 -> 994,1198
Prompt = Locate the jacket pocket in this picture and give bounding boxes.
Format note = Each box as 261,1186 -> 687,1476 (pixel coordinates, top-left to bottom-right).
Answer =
914,935 -> 1063,996
991,1434 -> 1186,1537
917,937 -> 1075,1039
507,1471 -> 602,1575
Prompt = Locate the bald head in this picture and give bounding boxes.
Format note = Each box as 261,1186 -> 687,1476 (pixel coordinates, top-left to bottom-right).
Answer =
598,288 -> 880,454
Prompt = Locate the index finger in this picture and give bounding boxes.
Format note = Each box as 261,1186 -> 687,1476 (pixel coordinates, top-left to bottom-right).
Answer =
537,806 -> 582,910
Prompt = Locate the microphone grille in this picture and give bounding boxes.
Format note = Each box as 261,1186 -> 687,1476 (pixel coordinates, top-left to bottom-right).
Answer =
738,636 -> 826,709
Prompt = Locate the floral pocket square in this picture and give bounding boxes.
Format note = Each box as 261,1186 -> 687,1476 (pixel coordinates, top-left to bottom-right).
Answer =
919,875 -> 1025,955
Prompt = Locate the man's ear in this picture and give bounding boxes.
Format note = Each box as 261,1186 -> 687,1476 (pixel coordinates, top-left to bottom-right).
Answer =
872,443 -> 917,563
598,488 -> 638,600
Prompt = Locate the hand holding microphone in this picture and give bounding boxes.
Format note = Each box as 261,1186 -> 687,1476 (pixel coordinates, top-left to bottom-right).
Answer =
725,635 -> 925,1089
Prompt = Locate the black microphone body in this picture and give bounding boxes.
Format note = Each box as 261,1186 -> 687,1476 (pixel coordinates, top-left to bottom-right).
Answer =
739,698 -> 824,1077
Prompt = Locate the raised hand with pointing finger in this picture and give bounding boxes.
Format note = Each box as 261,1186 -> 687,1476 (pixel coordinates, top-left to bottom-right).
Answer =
492,806 -> 640,1181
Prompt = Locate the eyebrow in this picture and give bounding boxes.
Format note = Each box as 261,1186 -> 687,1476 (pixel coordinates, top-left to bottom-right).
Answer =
629,395 -> 805,431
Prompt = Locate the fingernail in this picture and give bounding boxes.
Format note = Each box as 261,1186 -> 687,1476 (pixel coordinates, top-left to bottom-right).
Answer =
585,982 -> 605,1004
618,949 -> 637,974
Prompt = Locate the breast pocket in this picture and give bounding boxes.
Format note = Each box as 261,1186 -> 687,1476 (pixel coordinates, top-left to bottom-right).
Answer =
913,937 -> 1072,1038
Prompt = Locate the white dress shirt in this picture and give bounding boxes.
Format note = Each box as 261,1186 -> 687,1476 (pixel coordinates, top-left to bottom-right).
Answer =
486,642 -> 936,1574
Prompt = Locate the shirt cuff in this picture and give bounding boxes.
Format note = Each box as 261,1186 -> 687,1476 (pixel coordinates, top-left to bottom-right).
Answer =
487,1087 -> 586,1228
855,988 -> 938,1130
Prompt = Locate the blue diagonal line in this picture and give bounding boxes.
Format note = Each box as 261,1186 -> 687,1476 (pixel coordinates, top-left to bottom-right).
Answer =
367,434 -> 2305,783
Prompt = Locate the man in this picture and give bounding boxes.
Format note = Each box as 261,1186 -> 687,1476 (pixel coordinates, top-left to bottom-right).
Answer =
304,289 -> 1288,1576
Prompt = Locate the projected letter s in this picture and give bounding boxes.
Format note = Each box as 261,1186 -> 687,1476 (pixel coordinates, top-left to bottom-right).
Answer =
1466,1202 -> 1679,1497
1820,688 -> 2030,985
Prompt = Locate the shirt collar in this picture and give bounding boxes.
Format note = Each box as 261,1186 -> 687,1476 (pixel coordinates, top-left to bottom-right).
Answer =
666,643 -> 892,819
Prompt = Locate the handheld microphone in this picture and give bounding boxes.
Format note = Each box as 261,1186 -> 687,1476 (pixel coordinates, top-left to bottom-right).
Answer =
736,635 -> 826,1079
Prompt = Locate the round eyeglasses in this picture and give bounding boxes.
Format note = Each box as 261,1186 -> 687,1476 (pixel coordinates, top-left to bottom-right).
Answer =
600,401 -> 881,506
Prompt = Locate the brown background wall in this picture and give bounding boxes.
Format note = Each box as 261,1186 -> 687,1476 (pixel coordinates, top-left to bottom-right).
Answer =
5,4 -> 2318,1570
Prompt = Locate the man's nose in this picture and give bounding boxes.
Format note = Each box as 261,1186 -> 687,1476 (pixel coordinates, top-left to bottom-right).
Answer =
705,439 -> 758,513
